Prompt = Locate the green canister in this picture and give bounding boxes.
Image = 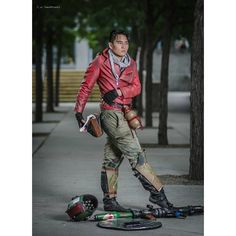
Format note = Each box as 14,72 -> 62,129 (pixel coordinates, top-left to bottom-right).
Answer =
93,211 -> 133,221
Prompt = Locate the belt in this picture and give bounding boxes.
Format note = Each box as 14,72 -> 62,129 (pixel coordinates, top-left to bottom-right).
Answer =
110,102 -> 124,109
102,101 -> 131,109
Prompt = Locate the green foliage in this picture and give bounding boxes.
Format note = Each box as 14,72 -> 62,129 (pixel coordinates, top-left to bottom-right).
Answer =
73,0 -> 147,56
33,0 -> 85,60
33,0 -> 195,62
171,0 -> 196,46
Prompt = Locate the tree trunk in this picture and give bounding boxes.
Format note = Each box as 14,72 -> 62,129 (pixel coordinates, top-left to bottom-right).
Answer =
145,44 -> 154,127
55,34 -> 62,107
144,0 -> 155,127
158,26 -> 172,145
137,44 -> 145,117
189,0 -> 204,180
130,25 -> 141,110
35,7 -> 43,122
131,45 -> 139,110
158,0 -> 176,145
46,25 -> 54,112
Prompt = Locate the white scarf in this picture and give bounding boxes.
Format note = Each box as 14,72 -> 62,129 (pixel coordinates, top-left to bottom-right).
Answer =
108,49 -> 131,86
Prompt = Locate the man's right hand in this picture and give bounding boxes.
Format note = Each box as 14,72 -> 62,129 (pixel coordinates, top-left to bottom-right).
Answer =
103,89 -> 119,105
75,112 -> 85,128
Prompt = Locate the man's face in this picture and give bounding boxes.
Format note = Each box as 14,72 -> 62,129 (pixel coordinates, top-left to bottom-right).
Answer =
109,34 -> 129,59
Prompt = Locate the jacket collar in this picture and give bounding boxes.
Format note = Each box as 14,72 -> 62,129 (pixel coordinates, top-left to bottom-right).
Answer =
101,48 -> 109,59
101,48 -> 133,73
101,48 -> 110,69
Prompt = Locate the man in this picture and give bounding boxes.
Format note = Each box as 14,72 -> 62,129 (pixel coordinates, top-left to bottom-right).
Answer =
74,30 -> 173,211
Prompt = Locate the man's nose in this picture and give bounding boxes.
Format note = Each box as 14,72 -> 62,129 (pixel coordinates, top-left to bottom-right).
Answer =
121,43 -> 127,48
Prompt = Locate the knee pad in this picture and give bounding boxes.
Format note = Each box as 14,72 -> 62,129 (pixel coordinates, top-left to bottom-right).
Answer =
101,167 -> 118,198
132,152 -> 163,192
103,155 -> 124,170
128,151 -> 146,168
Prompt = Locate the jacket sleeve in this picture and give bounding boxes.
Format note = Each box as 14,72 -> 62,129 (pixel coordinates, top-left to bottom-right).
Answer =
119,61 -> 141,99
74,57 -> 100,113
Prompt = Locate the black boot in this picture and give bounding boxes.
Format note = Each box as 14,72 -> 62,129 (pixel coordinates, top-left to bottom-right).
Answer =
149,188 -> 174,209
103,197 -> 129,212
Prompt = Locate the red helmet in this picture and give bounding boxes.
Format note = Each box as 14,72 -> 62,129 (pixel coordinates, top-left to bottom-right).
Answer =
66,194 -> 98,221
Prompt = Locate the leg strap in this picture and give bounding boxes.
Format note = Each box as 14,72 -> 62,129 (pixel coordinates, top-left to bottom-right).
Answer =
132,152 -> 163,193
101,167 -> 118,198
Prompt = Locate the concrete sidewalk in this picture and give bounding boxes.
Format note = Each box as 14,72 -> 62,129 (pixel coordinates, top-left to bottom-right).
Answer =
33,102 -> 203,236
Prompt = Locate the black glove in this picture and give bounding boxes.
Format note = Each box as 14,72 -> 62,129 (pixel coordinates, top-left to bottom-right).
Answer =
103,89 -> 119,105
75,112 -> 85,128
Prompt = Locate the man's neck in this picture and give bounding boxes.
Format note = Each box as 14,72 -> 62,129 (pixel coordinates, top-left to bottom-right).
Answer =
111,50 -> 123,61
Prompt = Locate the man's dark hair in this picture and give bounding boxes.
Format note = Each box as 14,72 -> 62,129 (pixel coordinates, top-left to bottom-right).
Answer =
109,30 -> 129,43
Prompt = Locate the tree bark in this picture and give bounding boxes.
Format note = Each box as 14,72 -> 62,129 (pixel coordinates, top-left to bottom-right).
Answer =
131,45 -> 139,110
158,0 -> 176,144
130,24 -> 142,111
46,25 -> 54,112
137,43 -> 146,117
35,7 -> 43,122
55,33 -> 62,107
189,0 -> 204,180
144,0 -> 155,127
145,44 -> 154,127
158,26 -> 172,144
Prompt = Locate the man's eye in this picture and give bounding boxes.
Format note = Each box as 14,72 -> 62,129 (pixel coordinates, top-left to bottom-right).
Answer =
116,41 -> 128,45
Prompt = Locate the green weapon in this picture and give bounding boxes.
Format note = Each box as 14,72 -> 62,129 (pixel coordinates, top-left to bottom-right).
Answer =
93,205 -> 203,221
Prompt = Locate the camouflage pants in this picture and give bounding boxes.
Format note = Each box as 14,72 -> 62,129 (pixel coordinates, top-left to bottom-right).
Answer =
100,109 -> 163,198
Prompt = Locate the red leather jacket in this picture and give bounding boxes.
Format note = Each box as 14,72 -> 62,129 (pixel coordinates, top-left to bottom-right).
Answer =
74,48 -> 141,113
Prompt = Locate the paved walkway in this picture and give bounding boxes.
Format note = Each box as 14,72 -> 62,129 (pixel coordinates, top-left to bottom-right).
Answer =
33,101 -> 203,236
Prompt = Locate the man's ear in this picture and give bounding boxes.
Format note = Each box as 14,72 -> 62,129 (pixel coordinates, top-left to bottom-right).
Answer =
108,42 -> 113,49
